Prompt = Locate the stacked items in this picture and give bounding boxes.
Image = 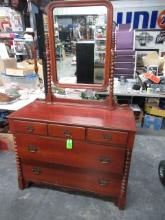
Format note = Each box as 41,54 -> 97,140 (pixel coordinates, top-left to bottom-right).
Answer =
143,98 -> 165,131
142,52 -> 165,76
115,24 -> 136,79
0,58 -> 38,89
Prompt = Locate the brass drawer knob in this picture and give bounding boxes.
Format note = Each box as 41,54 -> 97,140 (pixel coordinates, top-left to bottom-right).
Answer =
99,156 -> 111,164
32,167 -> 41,175
27,125 -> 35,133
28,145 -> 38,153
103,133 -> 112,140
98,179 -> 110,187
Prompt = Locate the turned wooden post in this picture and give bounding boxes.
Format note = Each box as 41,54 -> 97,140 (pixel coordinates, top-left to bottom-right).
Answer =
109,32 -> 115,106
45,33 -> 52,102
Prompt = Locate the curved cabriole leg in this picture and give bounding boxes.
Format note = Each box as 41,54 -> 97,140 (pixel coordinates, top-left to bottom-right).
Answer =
118,149 -> 132,210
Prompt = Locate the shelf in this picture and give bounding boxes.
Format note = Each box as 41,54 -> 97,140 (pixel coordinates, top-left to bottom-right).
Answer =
94,63 -> 104,67
95,51 -> 105,54
94,23 -> 106,65
95,24 -> 106,27
14,38 -> 33,42
95,38 -> 106,40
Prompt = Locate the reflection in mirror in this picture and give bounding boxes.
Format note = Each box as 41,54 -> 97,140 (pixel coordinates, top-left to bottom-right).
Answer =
53,6 -> 107,85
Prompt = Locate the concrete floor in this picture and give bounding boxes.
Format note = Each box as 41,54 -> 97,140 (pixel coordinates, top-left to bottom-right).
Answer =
0,134 -> 165,220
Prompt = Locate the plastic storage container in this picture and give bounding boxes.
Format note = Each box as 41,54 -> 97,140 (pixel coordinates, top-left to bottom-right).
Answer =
150,84 -> 165,93
143,114 -> 163,131
1,73 -> 38,89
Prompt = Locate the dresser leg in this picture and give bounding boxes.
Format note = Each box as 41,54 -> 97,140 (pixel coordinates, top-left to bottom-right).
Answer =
18,176 -> 27,190
117,196 -> 126,210
117,149 -> 132,209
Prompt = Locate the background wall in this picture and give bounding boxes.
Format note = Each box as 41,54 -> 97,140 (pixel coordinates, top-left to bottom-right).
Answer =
32,0 -> 165,30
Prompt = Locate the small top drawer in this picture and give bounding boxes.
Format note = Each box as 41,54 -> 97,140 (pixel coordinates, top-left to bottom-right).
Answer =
13,120 -> 47,135
87,128 -> 128,146
48,124 -> 85,140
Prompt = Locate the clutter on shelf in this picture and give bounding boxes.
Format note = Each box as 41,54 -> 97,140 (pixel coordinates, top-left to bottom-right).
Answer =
81,89 -> 100,100
134,53 -> 165,94
0,91 -> 19,103
142,52 -> 165,76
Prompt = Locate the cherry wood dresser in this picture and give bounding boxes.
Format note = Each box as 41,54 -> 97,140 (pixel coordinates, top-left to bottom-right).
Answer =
8,0 -> 136,209
8,100 -> 136,209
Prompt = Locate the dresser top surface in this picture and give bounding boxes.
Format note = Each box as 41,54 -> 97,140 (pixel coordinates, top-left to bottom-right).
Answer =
8,100 -> 136,131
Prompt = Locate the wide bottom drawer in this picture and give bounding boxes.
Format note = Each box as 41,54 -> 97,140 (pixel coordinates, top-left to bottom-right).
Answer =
16,134 -> 125,174
22,162 -> 122,197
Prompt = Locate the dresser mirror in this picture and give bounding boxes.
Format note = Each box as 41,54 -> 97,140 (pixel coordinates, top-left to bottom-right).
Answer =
47,0 -> 113,92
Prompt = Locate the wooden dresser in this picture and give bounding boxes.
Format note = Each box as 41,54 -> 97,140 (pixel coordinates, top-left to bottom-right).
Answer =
8,0 -> 136,209
8,100 -> 136,209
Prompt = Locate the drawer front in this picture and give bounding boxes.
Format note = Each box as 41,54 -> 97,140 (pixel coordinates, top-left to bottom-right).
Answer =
22,162 -> 122,197
13,120 -> 47,135
87,128 -> 128,146
16,134 -> 125,174
48,124 -> 85,140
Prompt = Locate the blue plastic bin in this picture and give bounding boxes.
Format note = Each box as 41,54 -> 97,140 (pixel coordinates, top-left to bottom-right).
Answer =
143,114 -> 163,131
1,73 -> 38,89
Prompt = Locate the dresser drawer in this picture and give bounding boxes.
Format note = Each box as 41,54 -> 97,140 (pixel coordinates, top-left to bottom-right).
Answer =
16,134 -> 125,174
48,124 -> 85,140
12,120 -> 47,135
22,162 -> 122,197
87,128 -> 128,146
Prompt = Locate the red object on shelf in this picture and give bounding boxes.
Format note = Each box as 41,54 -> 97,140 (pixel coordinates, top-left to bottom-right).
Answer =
143,73 -> 160,84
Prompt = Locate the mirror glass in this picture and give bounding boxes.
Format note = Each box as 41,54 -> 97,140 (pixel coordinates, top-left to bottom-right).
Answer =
53,6 -> 107,85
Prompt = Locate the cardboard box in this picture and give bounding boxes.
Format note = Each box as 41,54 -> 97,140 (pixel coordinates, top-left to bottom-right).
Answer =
5,67 -> 34,76
0,58 -> 17,73
145,104 -> 165,117
0,133 -> 14,151
146,98 -> 160,107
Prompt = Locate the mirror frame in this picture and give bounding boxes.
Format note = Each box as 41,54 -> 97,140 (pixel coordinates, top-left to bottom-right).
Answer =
46,0 -> 113,91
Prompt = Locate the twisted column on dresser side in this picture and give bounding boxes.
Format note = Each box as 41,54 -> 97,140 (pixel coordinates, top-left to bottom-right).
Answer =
118,149 -> 132,209
13,135 -> 26,189
109,32 -> 115,106
45,33 -> 52,102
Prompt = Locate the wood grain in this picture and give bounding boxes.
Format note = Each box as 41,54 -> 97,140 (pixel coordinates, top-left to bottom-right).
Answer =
15,134 -> 126,174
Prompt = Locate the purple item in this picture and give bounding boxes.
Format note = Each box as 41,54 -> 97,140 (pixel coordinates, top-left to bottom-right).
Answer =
115,56 -> 135,62
115,50 -> 135,56
115,74 -> 134,79
116,31 -> 134,50
118,24 -> 131,31
115,68 -> 134,74
115,62 -> 135,69
114,27 -> 135,79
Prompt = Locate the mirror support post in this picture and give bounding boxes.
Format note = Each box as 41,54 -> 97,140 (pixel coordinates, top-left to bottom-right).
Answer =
45,33 -> 53,103
109,32 -> 115,106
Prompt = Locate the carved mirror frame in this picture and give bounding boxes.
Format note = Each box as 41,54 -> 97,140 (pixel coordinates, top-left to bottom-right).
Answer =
45,0 -> 115,105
